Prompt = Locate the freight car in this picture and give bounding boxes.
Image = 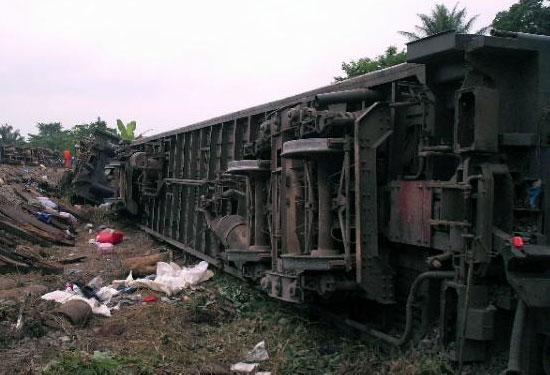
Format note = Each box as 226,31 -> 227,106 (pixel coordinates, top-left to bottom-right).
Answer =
119,30 -> 550,373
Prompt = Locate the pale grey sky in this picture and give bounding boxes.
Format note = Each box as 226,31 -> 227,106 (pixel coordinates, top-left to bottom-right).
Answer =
0,0 -> 517,137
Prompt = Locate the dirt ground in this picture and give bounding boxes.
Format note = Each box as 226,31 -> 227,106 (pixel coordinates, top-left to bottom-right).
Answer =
0,208 -> 505,375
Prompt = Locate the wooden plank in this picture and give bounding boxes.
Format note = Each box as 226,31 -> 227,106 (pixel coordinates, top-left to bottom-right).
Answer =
0,219 -> 51,247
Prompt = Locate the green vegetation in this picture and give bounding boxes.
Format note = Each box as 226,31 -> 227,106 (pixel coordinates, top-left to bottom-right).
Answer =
334,46 -> 407,82
4,117 -> 118,153
116,119 -> 137,142
27,122 -> 74,152
398,3 -> 488,41
37,269 -> 454,374
493,0 -> 550,35
197,274 -> 454,374
0,124 -> 25,146
336,2 -> 492,81
72,117 -> 117,143
43,351 -> 153,375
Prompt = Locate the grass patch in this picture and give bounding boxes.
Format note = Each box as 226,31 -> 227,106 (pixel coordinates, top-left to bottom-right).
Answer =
193,274 -> 455,374
43,351 -> 153,375
39,271 -> 454,374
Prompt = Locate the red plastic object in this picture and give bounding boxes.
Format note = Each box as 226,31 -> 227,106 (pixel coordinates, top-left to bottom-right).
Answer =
142,295 -> 158,303
63,150 -> 72,169
96,229 -> 124,245
512,236 -> 524,249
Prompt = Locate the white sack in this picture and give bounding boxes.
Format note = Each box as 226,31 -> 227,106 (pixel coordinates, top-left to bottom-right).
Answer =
41,290 -> 111,317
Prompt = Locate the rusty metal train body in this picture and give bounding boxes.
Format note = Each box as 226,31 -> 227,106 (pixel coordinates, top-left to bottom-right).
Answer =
120,31 -> 550,371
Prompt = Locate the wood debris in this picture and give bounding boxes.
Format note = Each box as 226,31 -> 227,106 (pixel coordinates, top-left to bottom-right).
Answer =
0,164 -> 76,273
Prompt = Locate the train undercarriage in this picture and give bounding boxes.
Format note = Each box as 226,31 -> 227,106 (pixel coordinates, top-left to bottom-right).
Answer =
116,30 -> 550,373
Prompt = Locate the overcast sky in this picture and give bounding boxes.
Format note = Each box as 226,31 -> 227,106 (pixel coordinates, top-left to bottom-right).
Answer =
0,0 -> 517,137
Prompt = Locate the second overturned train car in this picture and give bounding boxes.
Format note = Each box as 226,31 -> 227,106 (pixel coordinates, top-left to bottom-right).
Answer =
118,31 -> 550,372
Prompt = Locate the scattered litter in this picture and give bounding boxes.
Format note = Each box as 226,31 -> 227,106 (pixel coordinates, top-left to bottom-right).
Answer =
96,287 -> 119,304
14,296 -> 26,331
36,196 -> 57,210
142,295 -> 158,303
245,341 -> 269,362
230,362 -> 259,373
41,290 -> 111,317
59,211 -> 78,226
112,261 -> 214,296
95,242 -> 115,254
41,261 -> 203,318
96,228 -> 124,245
35,212 -> 52,224
118,286 -> 137,294
87,276 -> 104,290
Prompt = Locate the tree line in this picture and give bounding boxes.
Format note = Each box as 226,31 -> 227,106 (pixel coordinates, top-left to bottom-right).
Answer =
336,0 -> 550,81
0,118 -> 138,153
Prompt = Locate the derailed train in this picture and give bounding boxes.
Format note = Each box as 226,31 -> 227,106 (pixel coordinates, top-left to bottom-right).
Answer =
118,31 -> 550,373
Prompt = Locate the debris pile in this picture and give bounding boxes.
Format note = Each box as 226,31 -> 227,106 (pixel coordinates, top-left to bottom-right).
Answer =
0,163 -> 65,192
0,164 -> 77,272
0,145 -> 62,167
42,260 -> 214,318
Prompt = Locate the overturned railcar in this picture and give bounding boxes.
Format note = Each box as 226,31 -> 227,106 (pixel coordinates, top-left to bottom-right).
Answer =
121,31 -> 550,372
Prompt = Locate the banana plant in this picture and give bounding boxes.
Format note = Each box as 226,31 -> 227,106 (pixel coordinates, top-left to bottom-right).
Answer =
116,119 -> 137,141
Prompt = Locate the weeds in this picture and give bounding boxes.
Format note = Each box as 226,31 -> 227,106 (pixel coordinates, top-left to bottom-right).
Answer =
37,271 -> 454,374
43,351 -> 153,375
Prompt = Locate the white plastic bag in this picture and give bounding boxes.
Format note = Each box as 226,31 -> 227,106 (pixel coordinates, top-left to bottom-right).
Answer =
111,261 -> 213,296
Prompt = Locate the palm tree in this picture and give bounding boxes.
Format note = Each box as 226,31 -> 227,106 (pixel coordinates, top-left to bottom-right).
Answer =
399,3 -> 489,41
0,124 -> 25,146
